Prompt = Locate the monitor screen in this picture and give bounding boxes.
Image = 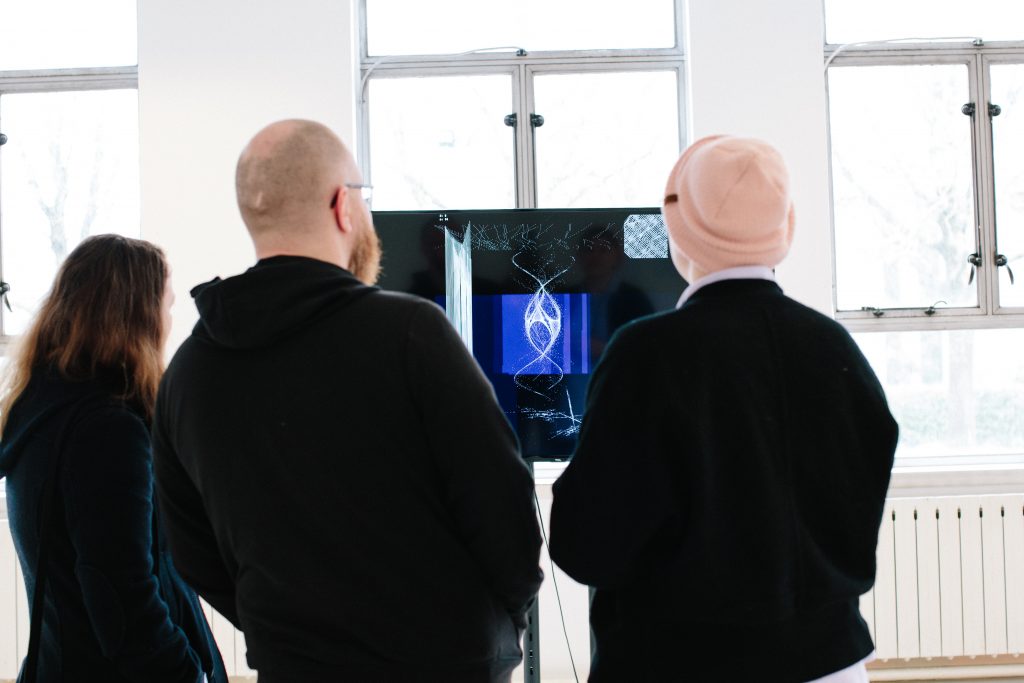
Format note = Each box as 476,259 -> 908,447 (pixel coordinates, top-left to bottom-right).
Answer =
374,208 -> 683,459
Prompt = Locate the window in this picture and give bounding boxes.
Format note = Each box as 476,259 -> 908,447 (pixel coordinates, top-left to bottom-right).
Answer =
855,329 -> 1024,465
358,0 -> 685,211
825,3 -> 1024,463
0,0 -> 139,337
824,0 -> 1024,45
367,74 -> 516,210
364,0 -> 676,56
0,0 -> 137,71
532,70 -> 680,208
829,64 -> 976,313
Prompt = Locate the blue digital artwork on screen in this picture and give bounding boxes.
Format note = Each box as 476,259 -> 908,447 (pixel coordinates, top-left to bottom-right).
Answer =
499,294 -> 589,376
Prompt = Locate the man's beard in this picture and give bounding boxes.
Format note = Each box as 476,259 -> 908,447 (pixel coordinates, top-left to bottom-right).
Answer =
350,213 -> 382,285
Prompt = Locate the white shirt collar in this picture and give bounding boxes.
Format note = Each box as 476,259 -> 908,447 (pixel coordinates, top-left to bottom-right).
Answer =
675,265 -> 776,309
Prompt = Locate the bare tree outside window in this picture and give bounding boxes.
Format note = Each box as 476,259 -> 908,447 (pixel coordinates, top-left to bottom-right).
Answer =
830,65 -> 975,312
0,89 -> 140,334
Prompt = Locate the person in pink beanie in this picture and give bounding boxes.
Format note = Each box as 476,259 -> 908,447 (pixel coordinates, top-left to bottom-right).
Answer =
549,135 -> 898,682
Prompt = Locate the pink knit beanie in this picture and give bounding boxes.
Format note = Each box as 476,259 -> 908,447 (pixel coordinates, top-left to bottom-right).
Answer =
661,135 -> 795,274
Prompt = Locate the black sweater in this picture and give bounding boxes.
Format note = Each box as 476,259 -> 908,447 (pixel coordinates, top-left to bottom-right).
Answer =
0,369 -> 225,682
153,256 -> 543,681
549,279 -> 899,682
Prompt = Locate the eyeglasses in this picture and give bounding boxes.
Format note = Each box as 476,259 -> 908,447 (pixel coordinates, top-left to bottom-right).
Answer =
331,183 -> 373,209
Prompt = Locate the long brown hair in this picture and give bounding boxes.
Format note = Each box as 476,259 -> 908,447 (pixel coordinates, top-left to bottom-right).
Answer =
0,235 -> 168,435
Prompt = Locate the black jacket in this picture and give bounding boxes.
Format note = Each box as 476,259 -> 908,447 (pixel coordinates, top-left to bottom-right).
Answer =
0,369 -> 226,683
153,256 -> 543,682
550,279 -> 899,682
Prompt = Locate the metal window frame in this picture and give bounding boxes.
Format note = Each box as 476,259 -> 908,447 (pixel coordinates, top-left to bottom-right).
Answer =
825,40 -> 1024,55
825,45 -> 1024,333
983,54 -> 1024,318
0,65 -> 139,341
356,0 -> 686,210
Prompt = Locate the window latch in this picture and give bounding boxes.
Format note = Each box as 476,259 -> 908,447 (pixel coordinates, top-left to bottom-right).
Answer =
924,300 -> 947,316
0,281 -> 11,312
995,253 -> 1015,284
861,306 -> 885,317
960,103 -> 1000,118
530,113 -> 544,128
504,113 -> 517,127
968,252 -> 983,284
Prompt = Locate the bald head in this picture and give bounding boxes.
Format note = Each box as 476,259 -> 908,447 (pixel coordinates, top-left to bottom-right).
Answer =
235,119 -> 358,236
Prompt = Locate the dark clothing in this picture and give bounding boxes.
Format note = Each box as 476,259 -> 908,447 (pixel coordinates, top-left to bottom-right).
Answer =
549,279 -> 898,682
0,369 -> 226,683
153,256 -> 543,681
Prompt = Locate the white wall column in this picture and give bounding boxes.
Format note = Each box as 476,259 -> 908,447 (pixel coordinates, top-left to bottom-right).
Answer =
138,0 -> 360,351
685,0 -> 834,315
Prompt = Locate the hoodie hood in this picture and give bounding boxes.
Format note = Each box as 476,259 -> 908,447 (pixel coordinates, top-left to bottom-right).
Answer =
191,255 -> 374,351
0,369 -> 121,478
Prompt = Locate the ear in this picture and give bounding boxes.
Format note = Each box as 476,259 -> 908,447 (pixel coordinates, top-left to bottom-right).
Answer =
331,186 -> 354,235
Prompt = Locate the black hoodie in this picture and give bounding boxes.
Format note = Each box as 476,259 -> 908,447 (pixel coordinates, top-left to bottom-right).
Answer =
549,280 -> 898,682
152,256 -> 543,682
0,369 -> 226,682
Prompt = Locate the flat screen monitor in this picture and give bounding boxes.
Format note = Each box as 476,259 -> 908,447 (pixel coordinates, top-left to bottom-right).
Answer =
373,208 -> 683,460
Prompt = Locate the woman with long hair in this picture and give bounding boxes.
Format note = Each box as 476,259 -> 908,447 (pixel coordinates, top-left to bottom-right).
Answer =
0,235 -> 226,682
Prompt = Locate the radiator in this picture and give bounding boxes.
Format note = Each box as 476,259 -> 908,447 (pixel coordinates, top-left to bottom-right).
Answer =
865,495 -> 1024,661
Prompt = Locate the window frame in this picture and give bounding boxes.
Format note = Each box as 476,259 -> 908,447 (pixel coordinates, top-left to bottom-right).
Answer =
825,41 -> 1024,333
0,64 -> 139,342
356,0 -> 687,211
984,51 -> 1024,318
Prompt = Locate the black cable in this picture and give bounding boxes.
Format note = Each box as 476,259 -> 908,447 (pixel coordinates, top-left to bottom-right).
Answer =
533,489 -> 580,683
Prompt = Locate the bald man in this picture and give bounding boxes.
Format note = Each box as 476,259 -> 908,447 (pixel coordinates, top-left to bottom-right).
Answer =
152,120 -> 543,683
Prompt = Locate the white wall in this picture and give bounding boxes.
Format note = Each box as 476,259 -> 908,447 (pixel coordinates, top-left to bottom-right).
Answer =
138,0 -> 360,351
686,0 -> 834,315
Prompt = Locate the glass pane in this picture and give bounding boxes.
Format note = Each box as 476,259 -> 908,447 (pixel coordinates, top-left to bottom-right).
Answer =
991,64 -> 1024,308
0,0 -> 136,70
829,65 -> 976,311
1,90 -> 140,335
368,75 -> 515,211
854,329 -> 1024,463
825,0 -> 1024,44
534,71 -> 680,208
365,0 -> 675,56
